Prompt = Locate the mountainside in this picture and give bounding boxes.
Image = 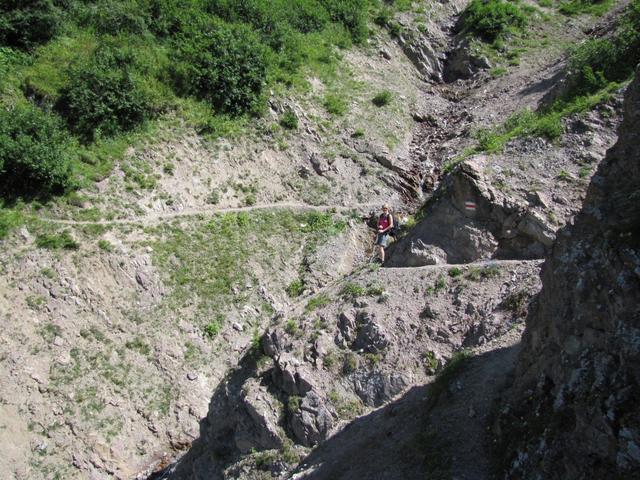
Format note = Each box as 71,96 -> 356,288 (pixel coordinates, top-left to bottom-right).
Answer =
0,1 -> 639,480
494,65 -> 640,480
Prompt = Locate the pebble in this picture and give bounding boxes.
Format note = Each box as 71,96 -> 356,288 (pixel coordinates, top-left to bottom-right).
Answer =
232,322 -> 244,332
187,372 -> 198,381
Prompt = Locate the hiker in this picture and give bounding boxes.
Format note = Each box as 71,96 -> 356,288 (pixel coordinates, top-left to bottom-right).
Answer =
375,204 -> 394,264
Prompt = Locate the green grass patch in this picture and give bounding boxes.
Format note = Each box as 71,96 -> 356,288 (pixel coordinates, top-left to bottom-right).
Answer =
286,278 -> 305,298
152,210 -> 345,321
467,82 -> 621,155
323,93 -> 348,115
36,230 -> 79,250
305,294 -> 331,312
559,0 -> 614,16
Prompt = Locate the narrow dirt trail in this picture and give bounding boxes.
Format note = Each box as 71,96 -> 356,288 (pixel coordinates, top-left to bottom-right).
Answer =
37,202 -> 384,227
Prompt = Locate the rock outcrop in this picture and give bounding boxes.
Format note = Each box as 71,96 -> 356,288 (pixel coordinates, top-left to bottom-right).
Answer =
494,68 -> 640,478
387,156 -> 557,266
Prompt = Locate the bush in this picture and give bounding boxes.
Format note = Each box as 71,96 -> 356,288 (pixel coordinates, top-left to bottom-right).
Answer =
0,103 -> 73,199
172,16 -> 269,115
0,0 -> 61,49
36,230 -> 79,250
565,0 -> 640,98
73,0 -> 151,35
558,0 -> 612,16
57,44 -> 158,142
372,90 -> 393,107
279,110 -> 298,129
324,93 -> 347,115
459,0 -> 527,41
323,0 -> 369,42
286,278 -> 305,297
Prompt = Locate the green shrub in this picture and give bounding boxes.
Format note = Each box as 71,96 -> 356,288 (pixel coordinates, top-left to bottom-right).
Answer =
0,103 -> 73,199
564,0 -> 639,98
372,90 -> 392,107
0,0 -> 61,50
323,94 -> 347,115
172,16 -> 269,115
0,207 -> 24,239
204,321 -> 221,338
279,110 -> 298,129
459,0 -> 527,41
305,293 -> 330,312
448,267 -> 463,278
98,239 -> 113,251
286,278 -> 305,297
559,0 -> 613,16
57,44 -> 158,142
76,0 -> 151,35
36,230 -> 79,250
323,0 -> 369,42
340,282 -> 365,299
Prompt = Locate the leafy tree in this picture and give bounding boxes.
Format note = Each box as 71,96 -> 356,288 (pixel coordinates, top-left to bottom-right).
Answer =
0,103 -> 73,199
57,44 -> 158,142
79,0 -> 150,35
172,16 -> 269,115
0,0 -> 61,49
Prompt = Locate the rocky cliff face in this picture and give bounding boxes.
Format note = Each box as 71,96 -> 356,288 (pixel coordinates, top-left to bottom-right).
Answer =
495,67 -> 640,478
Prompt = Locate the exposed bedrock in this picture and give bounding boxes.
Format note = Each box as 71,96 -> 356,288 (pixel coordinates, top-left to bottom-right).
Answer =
494,67 -> 640,479
387,156 -> 557,266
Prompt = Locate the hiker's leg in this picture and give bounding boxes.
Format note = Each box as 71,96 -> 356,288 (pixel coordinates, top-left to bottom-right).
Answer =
379,245 -> 385,263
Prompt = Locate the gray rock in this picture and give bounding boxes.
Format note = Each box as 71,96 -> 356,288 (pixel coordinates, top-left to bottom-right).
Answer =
402,240 -> 448,267
237,379 -> 283,452
354,312 -> 390,354
272,353 -> 315,396
353,371 -> 409,407
338,312 -> 357,343
135,271 -> 149,290
232,322 -> 244,332
289,391 -> 333,447
309,152 -> 331,176
263,328 -> 290,358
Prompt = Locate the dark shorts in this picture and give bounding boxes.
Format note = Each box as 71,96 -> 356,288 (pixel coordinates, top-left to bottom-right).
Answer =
375,233 -> 389,247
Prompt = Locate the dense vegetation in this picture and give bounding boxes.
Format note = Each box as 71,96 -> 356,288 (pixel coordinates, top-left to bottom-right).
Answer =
0,0 -> 390,201
459,0 -> 528,41
452,0 -> 640,160
565,0 -> 640,99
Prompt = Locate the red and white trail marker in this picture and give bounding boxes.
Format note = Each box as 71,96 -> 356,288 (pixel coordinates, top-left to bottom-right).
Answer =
465,201 -> 477,211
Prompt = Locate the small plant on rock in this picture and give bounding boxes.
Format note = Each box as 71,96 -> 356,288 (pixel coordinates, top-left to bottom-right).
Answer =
342,352 -> 358,374
286,278 -> 304,297
448,267 -> 463,278
340,282 -> 365,299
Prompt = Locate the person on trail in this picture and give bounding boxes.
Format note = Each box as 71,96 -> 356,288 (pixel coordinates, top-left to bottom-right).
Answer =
375,204 -> 394,264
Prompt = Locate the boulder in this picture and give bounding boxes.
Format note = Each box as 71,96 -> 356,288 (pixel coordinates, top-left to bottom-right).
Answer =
352,371 -> 410,407
289,391 -> 333,447
354,312 -> 391,354
338,312 -> 357,343
272,353 -> 315,396
407,240 -> 448,266
235,379 -> 284,453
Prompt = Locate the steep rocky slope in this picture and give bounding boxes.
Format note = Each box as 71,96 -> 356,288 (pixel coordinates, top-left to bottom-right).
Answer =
494,66 -> 640,479
0,2 -> 634,480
